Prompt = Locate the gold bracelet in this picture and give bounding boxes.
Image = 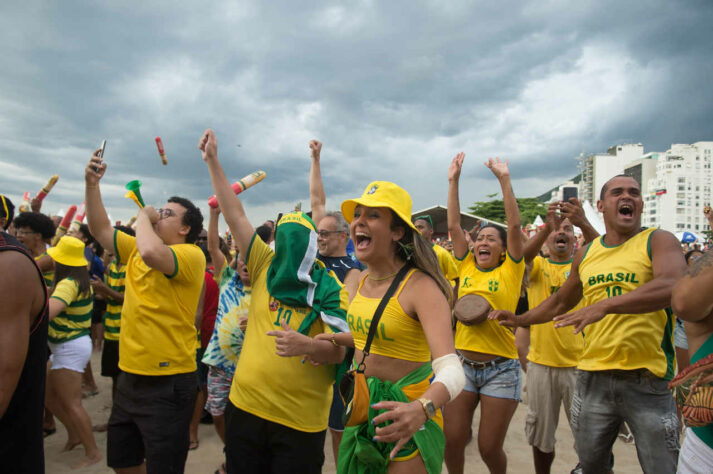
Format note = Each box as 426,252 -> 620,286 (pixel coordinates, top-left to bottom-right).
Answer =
86,184 -> 99,189
331,333 -> 339,347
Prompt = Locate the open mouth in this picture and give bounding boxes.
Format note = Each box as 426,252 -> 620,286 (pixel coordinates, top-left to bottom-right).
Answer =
354,232 -> 372,250
618,203 -> 634,218
476,248 -> 491,260
554,235 -> 568,247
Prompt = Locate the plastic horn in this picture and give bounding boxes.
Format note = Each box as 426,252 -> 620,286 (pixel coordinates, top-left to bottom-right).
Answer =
19,191 -> 31,212
155,137 -> 167,165
127,215 -> 137,228
68,202 -> 86,233
124,180 -> 146,208
35,174 -> 59,202
208,170 -> 266,208
52,204 -> 77,245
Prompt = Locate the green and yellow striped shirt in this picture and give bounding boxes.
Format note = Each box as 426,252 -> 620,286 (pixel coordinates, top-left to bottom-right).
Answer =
49,278 -> 93,344
103,261 -> 126,341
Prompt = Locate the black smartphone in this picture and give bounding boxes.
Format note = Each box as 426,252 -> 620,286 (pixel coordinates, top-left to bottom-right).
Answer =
562,186 -> 578,202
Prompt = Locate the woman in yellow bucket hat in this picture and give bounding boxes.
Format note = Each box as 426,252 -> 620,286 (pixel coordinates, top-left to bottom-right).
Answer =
45,235 -> 102,467
334,180 -> 465,473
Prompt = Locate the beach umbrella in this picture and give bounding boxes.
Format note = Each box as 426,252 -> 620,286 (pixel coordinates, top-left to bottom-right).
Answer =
676,231 -> 698,243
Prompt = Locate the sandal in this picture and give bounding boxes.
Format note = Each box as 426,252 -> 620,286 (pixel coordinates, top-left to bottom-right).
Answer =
189,440 -> 199,450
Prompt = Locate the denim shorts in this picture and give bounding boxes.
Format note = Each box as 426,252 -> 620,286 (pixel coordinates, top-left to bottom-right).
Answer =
460,354 -> 522,401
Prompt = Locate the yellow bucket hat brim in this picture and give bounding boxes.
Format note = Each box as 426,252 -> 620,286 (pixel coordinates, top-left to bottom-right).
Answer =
341,181 -> 420,234
47,235 -> 89,267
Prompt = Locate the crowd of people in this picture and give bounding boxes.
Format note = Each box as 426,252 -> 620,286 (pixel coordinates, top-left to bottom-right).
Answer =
1,131 -> 713,474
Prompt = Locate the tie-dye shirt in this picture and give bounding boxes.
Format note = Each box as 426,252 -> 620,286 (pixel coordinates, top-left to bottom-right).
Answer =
201,262 -> 251,375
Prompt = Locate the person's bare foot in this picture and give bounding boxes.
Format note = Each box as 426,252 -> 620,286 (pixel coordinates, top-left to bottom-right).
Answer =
72,452 -> 102,469
62,439 -> 81,452
93,423 -> 108,432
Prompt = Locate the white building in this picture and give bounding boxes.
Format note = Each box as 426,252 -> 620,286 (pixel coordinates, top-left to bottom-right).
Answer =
578,143 -> 645,204
643,142 -> 713,233
624,152 -> 660,197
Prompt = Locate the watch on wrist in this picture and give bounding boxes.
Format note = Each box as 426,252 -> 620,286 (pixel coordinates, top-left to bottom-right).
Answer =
417,398 -> 437,420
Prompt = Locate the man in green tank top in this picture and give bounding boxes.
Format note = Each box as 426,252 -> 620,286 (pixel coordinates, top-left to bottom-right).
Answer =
672,247 -> 713,471
491,175 -> 687,473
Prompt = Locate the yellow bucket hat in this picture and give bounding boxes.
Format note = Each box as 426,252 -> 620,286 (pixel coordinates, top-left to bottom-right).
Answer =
341,181 -> 420,234
48,235 -> 88,267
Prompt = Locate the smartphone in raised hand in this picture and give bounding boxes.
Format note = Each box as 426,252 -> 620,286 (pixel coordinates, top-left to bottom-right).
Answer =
92,140 -> 107,173
562,186 -> 578,202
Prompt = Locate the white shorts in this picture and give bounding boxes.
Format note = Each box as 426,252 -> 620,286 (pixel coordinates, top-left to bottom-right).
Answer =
49,335 -> 92,373
679,428 -> 713,474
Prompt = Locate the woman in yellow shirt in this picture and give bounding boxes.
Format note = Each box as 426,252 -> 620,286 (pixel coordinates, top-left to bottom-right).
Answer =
334,181 -> 465,473
445,154 -> 524,474
45,236 -> 102,468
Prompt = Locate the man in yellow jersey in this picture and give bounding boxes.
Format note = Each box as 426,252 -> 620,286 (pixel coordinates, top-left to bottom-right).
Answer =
84,149 -> 206,474
516,200 -> 598,474
672,249 -> 713,471
413,215 -> 459,286
491,175 -> 686,473
201,129 -> 350,474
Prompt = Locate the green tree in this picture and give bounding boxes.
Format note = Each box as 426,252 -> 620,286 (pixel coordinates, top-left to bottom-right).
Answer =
469,197 -> 547,225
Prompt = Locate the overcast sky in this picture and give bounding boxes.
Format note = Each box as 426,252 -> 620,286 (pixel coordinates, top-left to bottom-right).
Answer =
2,1 -> 712,228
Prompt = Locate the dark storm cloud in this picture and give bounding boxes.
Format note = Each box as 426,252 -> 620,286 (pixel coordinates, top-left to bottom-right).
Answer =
1,0 -> 712,223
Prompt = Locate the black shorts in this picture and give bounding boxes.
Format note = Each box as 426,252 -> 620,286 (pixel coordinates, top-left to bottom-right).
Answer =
196,348 -> 208,390
107,371 -> 197,473
101,339 -> 119,378
224,402 -> 325,474
92,299 -> 107,324
328,382 -> 345,431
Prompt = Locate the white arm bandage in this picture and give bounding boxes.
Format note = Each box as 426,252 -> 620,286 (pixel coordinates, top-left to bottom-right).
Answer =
432,353 -> 466,401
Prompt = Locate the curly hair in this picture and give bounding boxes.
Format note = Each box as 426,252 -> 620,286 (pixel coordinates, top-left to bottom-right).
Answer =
13,212 -> 56,239
167,196 -> 204,244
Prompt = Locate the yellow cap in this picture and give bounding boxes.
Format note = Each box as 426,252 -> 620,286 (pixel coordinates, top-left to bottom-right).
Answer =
341,181 -> 419,233
47,236 -> 88,267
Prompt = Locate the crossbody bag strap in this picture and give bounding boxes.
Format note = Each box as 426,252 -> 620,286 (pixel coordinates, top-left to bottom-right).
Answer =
356,262 -> 412,372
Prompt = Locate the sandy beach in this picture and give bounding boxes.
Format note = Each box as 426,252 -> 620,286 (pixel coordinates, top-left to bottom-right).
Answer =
45,351 -> 646,473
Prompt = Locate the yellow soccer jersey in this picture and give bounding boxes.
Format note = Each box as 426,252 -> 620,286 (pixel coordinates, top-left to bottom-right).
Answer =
433,243 -> 458,284
455,251 -> 524,359
49,278 -> 93,344
229,234 -> 349,433
114,229 -> 205,376
577,228 -> 675,379
103,261 -> 126,342
527,256 -> 584,367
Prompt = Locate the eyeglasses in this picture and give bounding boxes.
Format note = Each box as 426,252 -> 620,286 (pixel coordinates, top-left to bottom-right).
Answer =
157,208 -> 177,219
317,230 -> 345,239
16,230 -> 39,236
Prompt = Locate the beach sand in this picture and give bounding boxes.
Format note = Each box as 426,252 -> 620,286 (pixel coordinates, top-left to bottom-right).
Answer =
45,352 -> 646,473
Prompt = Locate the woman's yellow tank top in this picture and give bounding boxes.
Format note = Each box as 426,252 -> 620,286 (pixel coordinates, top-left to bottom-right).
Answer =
347,269 -> 431,363
577,227 -> 675,379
